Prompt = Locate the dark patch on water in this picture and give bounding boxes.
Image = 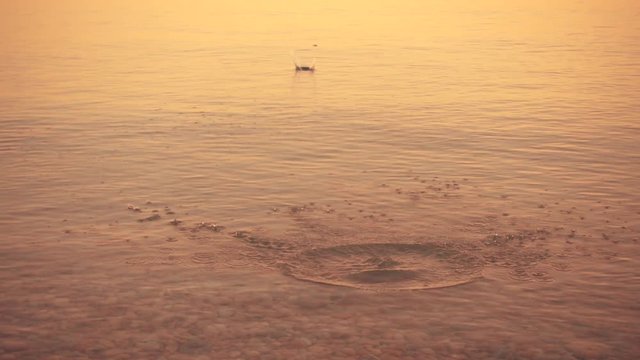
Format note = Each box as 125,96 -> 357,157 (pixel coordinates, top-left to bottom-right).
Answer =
137,214 -> 161,222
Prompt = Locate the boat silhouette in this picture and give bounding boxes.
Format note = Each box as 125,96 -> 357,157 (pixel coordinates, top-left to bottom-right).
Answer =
295,65 -> 315,72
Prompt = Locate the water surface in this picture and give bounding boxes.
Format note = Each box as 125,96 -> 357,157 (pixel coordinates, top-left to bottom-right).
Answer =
1,1 -> 640,359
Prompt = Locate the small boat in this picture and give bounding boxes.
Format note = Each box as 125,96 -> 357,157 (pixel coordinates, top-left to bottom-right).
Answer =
295,65 -> 315,72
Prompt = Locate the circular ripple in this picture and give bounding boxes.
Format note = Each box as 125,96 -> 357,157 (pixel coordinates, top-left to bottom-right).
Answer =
285,243 -> 483,290
125,255 -> 185,266
191,252 -> 217,264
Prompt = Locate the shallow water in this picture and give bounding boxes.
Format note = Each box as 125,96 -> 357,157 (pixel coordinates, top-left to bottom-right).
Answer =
1,0 -> 640,359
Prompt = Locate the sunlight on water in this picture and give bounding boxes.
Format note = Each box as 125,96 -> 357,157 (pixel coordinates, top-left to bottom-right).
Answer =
1,0 -> 640,358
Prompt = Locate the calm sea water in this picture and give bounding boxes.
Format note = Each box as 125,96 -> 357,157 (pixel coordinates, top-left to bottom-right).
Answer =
1,1 -> 639,359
